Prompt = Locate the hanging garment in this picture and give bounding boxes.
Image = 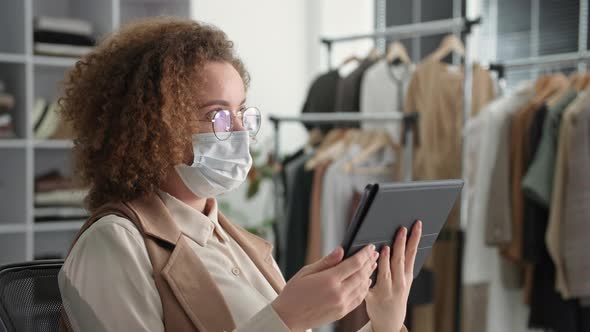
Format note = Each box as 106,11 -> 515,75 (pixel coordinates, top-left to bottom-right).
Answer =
360,60 -> 415,143
316,144 -> 394,332
564,96 -> 590,298
546,92 -> 589,299
521,104 -> 549,306
522,105 -> 549,265
403,59 -> 495,185
462,82 -> 534,332
301,70 -> 341,132
403,59 -> 495,332
520,95 -> 586,332
334,59 -> 375,113
502,101 -> 544,264
484,83 -> 535,247
277,149 -> 306,272
306,161 -> 333,265
320,144 -> 395,257
284,154 -> 314,280
522,89 -> 578,206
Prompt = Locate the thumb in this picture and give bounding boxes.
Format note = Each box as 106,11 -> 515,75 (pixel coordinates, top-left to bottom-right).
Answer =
298,247 -> 344,277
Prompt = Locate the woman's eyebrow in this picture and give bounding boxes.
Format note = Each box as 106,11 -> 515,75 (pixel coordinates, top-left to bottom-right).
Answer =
199,98 -> 247,108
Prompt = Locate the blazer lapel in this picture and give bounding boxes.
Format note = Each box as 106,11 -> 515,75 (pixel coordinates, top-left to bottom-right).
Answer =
131,194 -> 237,332
218,212 -> 286,293
161,236 -> 237,332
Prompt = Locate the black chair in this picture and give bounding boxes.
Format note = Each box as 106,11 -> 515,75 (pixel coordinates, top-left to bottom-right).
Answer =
0,260 -> 64,332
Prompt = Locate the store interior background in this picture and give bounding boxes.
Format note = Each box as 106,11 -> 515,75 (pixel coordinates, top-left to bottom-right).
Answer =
0,0 -> 588,330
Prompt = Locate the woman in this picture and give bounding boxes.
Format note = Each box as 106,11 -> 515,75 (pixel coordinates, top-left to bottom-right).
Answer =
58,17 -> 421,332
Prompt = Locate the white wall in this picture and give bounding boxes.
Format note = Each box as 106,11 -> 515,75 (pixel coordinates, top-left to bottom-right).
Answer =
190,0 -> 374,228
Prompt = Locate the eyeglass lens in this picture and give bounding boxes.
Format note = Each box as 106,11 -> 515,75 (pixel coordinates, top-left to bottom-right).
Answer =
211,107 -> 261,140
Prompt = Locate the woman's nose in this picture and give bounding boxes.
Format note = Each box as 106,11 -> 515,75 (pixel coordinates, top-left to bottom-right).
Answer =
233,114 -> 246,132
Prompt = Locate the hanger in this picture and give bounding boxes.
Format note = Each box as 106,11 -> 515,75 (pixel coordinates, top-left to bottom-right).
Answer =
305,128 -> 324,148
535,73 -> 569,105
305,129 -> 358,170
339,55 -> 361,68
386,41 -> 412,65
338,54 -> 362,77
315,128 -> 346,153
426,34 -> 465,62
342,130 -> 400,172
367,47 -> 382,62
568,72 -> 585,91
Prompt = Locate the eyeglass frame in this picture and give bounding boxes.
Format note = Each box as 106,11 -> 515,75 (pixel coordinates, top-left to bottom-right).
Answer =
196,106 -> 261,141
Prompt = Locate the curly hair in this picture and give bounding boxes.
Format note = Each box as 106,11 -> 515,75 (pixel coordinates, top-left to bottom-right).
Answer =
59,17 -> 250,211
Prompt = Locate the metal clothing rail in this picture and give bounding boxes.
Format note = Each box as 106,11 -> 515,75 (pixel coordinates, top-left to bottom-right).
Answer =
320,17 -> 481,68
489,51 -> 590,74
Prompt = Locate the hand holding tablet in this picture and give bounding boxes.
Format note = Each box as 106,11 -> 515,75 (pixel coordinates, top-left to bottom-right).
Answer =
341,180 -> 464,286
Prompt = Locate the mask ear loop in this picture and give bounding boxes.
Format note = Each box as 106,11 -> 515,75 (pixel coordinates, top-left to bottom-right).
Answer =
250,132 -> 258,144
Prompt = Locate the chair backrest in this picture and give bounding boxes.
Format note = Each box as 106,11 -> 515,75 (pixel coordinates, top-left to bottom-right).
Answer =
0,260 -> 64,332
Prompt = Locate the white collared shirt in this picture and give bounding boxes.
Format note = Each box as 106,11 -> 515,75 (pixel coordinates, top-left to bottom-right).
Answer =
59,192 -> 373,332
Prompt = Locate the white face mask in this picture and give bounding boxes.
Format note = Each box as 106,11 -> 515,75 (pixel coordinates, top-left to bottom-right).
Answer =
175,131 -> 253,198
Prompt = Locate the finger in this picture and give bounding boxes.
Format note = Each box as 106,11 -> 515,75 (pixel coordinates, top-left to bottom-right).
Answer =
375,245 -> 391,287
342,252 -> 378,292
391,227 -> 407,281
405,220 -> 422,277
349,279 -> 371,312
342,276 -> 372,317
298,246 -> 344,277
330,244 -> 376,281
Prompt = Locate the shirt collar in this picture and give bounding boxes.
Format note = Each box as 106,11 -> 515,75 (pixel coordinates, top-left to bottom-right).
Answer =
157,191 -> 229,246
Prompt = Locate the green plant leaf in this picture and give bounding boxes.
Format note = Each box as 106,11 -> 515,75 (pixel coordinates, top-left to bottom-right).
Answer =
246,178 -> 261,199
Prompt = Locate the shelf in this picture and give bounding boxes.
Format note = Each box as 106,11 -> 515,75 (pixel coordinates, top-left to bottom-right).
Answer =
33,55 -> 78,68
34,139 -> 74,149
0,139 -> 27,148
35,206 -> 87,216
0,224 -> 27,234
34,221 -> 84,232
0,53 -> 27,64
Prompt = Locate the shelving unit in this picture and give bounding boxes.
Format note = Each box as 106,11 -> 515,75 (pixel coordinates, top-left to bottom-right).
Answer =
0,0 -> 190,264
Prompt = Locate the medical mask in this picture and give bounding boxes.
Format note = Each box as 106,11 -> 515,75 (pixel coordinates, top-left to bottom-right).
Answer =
175,131 -> 253,198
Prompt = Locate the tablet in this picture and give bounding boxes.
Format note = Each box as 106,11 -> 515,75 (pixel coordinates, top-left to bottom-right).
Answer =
341,180 -> 463,285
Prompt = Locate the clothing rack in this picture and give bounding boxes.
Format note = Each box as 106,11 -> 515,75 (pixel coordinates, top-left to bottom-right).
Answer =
270,17 -> 481,332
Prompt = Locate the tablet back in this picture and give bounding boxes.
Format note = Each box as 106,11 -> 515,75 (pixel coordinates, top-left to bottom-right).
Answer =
345,180 -> 463,279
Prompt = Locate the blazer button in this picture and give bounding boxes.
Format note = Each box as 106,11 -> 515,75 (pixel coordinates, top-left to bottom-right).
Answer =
232,267 -> 241,276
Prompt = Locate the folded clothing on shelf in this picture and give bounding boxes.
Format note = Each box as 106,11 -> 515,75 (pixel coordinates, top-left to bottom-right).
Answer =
34,206 -> 88,222
0,92 -> 15,109
35,170 -> 88,207
34,43 -> 94,57
33,16 -> 95,57
0,88 -> 16,138
35,170 -> 80,192
35,189 -> 88,207
33,98 -> 74,140
34,16 -> 93,36
0,112 -> 15,138
34,30 -> 95,47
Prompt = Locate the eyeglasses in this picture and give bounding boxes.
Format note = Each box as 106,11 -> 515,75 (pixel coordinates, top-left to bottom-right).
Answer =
199,107 -> 261,141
